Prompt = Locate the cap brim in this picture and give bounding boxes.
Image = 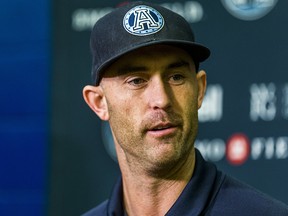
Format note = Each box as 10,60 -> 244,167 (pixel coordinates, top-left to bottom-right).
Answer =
94,39 -> 210,85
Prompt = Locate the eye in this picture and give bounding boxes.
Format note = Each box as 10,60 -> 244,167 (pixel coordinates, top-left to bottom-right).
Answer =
169,74 -> 185,85
127,77 -> 147,88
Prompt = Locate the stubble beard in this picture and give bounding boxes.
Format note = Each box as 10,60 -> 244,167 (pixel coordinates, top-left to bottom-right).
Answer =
109,105 -> 199,179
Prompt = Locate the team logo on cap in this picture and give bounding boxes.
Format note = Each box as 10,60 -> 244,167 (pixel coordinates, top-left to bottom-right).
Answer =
123,5 -> 164,36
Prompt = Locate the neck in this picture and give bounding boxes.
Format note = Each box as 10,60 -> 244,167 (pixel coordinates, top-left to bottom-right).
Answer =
117,147 -> 196,216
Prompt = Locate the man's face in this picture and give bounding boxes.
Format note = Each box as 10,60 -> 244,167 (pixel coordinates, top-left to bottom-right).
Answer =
99,45 -> 206,172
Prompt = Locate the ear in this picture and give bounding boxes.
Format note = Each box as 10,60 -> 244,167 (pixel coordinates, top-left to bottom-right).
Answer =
82,85 -> 109,121
196,70 -> 207,109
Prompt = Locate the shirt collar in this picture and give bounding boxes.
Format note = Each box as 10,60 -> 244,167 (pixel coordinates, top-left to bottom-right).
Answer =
106,149 -> 223,216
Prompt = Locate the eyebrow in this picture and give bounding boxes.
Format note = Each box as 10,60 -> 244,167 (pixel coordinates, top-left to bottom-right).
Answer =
117,60 -> 191,75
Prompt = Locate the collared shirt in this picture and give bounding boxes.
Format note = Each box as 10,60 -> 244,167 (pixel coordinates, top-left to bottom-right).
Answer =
83,149 -> 288,216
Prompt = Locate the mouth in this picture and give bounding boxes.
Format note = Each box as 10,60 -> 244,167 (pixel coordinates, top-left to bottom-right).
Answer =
147,123 -> 179,138
151,124 -> 173,131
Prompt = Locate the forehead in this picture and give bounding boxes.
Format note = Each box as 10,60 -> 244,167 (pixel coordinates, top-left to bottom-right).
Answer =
103,44 -> 195,74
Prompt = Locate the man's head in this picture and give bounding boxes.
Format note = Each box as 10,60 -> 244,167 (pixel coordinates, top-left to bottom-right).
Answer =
83,1 -> 210,174
89,1 -> 210,86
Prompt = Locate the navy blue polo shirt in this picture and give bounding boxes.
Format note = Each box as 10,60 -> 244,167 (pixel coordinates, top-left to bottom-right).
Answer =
83,149 -> 288,215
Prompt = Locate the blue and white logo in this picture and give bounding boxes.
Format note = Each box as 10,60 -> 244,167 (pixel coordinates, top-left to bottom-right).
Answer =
123,5 -> 164,36
221,0 -> 278,21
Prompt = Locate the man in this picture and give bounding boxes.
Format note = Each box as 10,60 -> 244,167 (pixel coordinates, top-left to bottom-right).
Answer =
82,1 -> 288,215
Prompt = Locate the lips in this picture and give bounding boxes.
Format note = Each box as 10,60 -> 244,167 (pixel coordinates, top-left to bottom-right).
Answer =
147,122 -> 179,138
143,111 -> 182,138
150,123 -> 174,131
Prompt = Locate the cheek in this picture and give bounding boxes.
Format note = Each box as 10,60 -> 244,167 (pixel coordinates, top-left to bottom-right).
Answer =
177,86 -> 198,121
108,94 -> 140,125
119,92 -> 144,115
175,84 -> 198,107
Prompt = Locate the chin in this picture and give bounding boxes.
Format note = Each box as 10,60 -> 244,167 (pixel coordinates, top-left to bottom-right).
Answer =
145,150 -> 185,173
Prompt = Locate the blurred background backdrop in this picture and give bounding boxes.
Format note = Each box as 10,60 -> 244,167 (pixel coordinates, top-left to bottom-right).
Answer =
1,0 -> 287,215
0,0 -> 49,215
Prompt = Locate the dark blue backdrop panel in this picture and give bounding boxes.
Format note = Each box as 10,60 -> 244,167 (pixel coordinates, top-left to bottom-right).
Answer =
0,0 -> 50,215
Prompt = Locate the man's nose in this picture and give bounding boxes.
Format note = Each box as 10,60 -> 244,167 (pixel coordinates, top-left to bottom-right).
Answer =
146,77 -> 172,110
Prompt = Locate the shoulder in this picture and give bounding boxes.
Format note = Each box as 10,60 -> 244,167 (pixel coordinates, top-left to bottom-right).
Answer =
81,200 -> 108,216
208,174 -> 288,215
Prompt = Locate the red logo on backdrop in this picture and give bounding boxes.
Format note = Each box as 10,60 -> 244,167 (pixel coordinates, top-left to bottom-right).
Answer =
226,133 -> 250,165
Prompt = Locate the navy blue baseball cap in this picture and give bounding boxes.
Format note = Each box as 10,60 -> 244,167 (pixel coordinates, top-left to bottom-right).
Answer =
90,1 -> 210,85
